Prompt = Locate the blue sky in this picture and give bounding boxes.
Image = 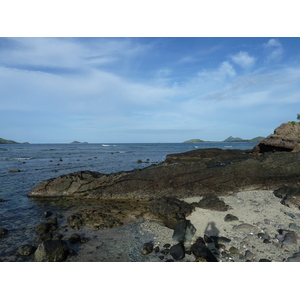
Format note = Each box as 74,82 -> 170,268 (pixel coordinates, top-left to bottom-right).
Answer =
1,37 -> 300,143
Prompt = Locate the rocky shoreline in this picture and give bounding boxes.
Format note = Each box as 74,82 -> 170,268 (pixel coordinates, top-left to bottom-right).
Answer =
2,122 -> 300,262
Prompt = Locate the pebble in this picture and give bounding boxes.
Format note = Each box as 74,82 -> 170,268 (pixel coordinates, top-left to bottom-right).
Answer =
284,212 -> 296,219
17,244 -> 37,256
141,243 -> 153,255
287,252 -> 300,262
170,243 -> 185,260
244,250 -> 255,261
224,214 -> 239,222
232,223 -> 261,234
289,223 -> 300,230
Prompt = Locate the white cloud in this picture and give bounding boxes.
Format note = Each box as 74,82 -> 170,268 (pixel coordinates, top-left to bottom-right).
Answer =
264,38 -> 283,62
231,51 -> 256,69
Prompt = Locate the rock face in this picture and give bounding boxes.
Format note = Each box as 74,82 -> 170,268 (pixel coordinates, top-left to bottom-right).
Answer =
255,122 -> 300,153
28,148 -> 300,201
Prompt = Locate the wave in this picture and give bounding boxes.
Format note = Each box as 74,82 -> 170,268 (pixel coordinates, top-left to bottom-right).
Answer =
10,157 -> 33,161
102,144 -> 117,147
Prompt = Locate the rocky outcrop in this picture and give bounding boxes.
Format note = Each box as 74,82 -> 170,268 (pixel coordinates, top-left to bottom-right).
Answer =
255,122 -> 300,153
28,148 -> 300,201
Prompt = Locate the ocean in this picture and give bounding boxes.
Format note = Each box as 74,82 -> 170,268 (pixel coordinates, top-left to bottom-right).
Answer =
0,142 -> 256,260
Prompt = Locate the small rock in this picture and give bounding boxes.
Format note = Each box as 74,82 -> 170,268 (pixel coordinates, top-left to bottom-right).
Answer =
154,246 -> 160,253
0,228 -> 8,238
259,259 -> 271,262
224,214 -> 239,222
258,233 -> 270,240
283,232 -> 298,245
163,243 -> 171,248
80,237 -> 89,244
170,243 -> 185,260
244,250 -> 255,261
17,244 -> 37,256
34,240 -> 68,262
9,169 -> 21,172
284,212 -> 296,219
229,247 -> 239,254
233,223 -> 261,234
69,233 -> 81,244
141,243 -> 153,255
289,223 -> 300,230
160,249 -> 169,255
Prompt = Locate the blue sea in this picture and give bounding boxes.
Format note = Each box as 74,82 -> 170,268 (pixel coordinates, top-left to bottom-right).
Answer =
0,142 -> 256,260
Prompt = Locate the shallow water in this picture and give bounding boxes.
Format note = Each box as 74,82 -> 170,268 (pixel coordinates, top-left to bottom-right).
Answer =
0,142 -> 256,260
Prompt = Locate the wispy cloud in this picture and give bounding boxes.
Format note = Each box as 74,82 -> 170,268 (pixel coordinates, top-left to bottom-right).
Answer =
263,38 -> 283,63
230,51 -> 256,69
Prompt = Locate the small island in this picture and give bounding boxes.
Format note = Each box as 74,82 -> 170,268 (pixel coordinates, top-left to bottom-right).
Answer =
183,136 -> 265,143
70,141 -> 88,144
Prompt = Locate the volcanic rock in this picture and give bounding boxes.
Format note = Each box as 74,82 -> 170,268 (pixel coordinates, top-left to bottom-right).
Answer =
28,147 -> 300,201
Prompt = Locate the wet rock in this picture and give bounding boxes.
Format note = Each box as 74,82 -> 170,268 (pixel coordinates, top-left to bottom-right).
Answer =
34,240 -> 69,262
284,212 -> 296,218
282,232 -> 298,245
172,220 -> 196,244
224,214 -> 239,222
258,232 -> 270,240
10,169 -> 20,172
170,243 -> 185,260
191,237 -> 218,262
141,243 -> 153,255
0,228 -> 8,238
154,246 -> 160,253
259,259 -> 272,262
17,244 -> 37,256
35,222 -> 55,236
209,236 -> 231,244
69,233 -> 81,244
195,194 -> 230,211
163,244 -> 171,248
233,223 -> 261,234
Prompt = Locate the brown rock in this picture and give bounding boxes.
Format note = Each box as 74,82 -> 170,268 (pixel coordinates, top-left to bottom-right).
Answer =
256,122 -> 300,153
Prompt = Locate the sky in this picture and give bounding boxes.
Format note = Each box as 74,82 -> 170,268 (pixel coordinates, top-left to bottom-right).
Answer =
1,37 -> 300,143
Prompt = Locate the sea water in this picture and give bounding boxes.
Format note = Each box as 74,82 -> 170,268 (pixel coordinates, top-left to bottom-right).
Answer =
0,142 -> 256,259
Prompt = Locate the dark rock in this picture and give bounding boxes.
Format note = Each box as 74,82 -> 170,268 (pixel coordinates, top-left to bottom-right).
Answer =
170,243 -> 185,260
141,243 -> 153,255
150,197 -> 194,229
154,246 -> 160,253
196,194 -> 230,211
259,259 -> 272,262
36,232 -> 53,243
229,247 -> 239,254
163,244 -> 171,248
34,240 -> 68,262
258,233 -> 270,240
0,228 -> 8,238
283,232 -> 298,245
224,214 -> 239,222
255,122 -> 300,153
44,211 -> 53,218
28,147 -> 300,201
0,199 -> 6,202
160,249 -> 169,255
10,169 -> 21,172
285,212 -> 296,218
289,223 -> 300,230
54,233 -> 64,240
172,220 -> 196,244
158,255 -> 164,260
17,244 -> 37,256
69,233 -> 81,244
191,237 -> 218,262
80,237 -> 89,244
34,222 -> 55,236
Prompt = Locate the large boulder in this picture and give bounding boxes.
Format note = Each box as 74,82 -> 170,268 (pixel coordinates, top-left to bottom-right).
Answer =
255,122 -> 300,153
34,240 -> 68,262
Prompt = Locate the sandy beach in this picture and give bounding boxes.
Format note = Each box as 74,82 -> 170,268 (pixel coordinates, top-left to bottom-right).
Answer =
55,188 -> 300,262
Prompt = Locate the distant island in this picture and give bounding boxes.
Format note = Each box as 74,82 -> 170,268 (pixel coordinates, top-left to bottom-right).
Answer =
0,138 -> 19,144
70,141 -> 88,144
183,136 -> 265,143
